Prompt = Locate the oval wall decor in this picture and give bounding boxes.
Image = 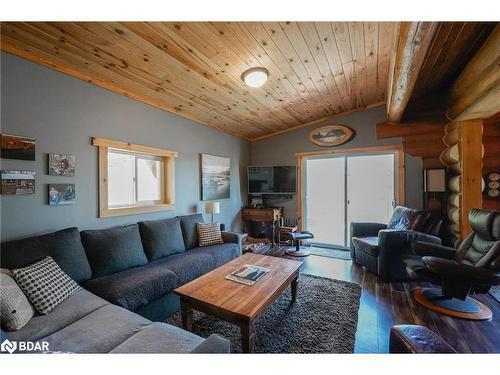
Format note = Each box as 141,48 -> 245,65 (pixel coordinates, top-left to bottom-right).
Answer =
484,171 -> 500,200
308,124 -> 355,147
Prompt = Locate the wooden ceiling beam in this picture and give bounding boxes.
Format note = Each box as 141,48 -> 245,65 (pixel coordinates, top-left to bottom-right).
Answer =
447,26 -> 500,121
376,120 -> 444,139
386,22 -> 439,123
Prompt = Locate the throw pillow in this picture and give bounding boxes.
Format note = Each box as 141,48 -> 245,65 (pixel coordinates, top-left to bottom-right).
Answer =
80,224 -> 148,278
12,256 -> 81,315
1,227 -> 92,284
179,214 -> 205,250
138,217 -> 186,260
197,222 -> 224,247
387,206 -> 427,231
0,269 -> 35,331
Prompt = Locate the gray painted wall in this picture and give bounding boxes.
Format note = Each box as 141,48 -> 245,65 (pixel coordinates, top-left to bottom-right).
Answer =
250,106 -> 423,219
1,53 -> 249,241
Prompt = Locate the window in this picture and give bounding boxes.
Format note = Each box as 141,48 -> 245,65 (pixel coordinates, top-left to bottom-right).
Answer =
107,150 -> 163,207
93,137 -> 177,217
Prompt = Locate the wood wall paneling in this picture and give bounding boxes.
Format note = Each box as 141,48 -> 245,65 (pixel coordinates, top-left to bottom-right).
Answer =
459,120 -> 484,237
412,22 -> 496,100
448,25 -> 500,121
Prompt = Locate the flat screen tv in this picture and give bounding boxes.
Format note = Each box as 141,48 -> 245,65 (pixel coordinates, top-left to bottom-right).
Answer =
247,166 -> 297,194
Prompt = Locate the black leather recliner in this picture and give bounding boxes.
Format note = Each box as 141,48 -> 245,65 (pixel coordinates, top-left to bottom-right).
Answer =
350,206 -> 442,281
404,208 -> 500,320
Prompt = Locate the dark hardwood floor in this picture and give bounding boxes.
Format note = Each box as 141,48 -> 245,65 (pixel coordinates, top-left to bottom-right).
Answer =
264,247 -> 500,353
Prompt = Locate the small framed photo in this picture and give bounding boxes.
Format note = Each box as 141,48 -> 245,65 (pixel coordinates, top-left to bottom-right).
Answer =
1,170 -> 36,195
48,184 -> 76,205
1,134 -> 36,161
49,153 -> 76,176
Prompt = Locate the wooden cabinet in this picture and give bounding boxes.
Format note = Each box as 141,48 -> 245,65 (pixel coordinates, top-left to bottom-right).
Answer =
241,208 -> 281,222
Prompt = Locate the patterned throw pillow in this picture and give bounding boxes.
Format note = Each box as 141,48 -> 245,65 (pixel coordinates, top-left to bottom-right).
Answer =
12,256 -> 81,315
0,269 -> 35,331
197,222 -> 224,247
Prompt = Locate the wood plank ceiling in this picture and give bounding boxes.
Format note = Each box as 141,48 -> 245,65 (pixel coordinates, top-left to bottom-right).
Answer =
0,22 -> 398,140
408,22 -> 496,111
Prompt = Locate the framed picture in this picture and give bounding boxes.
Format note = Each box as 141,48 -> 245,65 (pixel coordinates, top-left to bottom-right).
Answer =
48,184 -> 76,205
308,125 -> 355,147
0,170 -> 36,195
49,153 -> 76,176
1,133 -> 36,160
201,154 -> 230,201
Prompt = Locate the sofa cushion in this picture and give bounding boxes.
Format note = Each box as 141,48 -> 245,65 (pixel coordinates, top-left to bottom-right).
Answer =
0,227 -> 92,283
197,222 -> 224,247
13,256 -> 81,315
138,217 -> 185,260
110,322 -> 203,353
81,224 -> 148,278
83,262 -> 178,311
352,236 -> 379,257
191,243 -> 242,267
153,249 -> 216,286
8,289 -> 108,342
153,243 -> 241,285
0,269 -> 35,331
178,214 -> 205,250
41,304 -> 151,353
387,206 -> 427,231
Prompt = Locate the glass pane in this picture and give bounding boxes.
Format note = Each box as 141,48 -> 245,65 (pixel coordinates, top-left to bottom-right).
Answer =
305,157 -> 346,246
108,151 -> 135,207
137,158 -> 163,202
346,154 -> 395,240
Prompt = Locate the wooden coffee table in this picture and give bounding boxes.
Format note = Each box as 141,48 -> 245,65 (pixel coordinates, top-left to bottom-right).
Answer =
174,253 -> 302,353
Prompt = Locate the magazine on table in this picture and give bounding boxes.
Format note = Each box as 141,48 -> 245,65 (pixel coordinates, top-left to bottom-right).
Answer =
225,264 -> 270,285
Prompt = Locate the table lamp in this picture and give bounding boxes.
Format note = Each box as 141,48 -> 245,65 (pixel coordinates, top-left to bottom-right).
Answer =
205,201 -> 220,223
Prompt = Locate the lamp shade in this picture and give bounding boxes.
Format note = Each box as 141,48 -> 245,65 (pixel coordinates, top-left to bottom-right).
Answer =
205,201 -> 220,214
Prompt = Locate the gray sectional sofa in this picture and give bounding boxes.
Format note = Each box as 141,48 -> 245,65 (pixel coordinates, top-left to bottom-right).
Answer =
0,213 -> 242,353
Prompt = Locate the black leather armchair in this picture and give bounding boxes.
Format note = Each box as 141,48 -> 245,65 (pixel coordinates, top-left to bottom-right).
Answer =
404,208 -> 500,320
350,206 -> 442,281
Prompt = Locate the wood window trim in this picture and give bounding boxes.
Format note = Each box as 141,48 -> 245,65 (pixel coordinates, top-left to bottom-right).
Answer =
92,137 -> 178,218
295,145 -> 405,230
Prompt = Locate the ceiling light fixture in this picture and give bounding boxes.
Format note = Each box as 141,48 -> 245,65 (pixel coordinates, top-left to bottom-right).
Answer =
241,67 -> 269,88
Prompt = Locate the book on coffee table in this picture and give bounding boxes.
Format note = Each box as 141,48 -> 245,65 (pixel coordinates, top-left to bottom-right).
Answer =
225,264 -> 270,285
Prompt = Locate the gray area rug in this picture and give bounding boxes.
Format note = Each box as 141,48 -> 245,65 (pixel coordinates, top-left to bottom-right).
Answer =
166,274 -> 361,353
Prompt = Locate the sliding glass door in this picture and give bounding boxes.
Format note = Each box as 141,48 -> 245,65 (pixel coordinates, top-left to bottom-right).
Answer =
305,157 -> 346,246
304,152 -> 396,247
345,154 -> 395,241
